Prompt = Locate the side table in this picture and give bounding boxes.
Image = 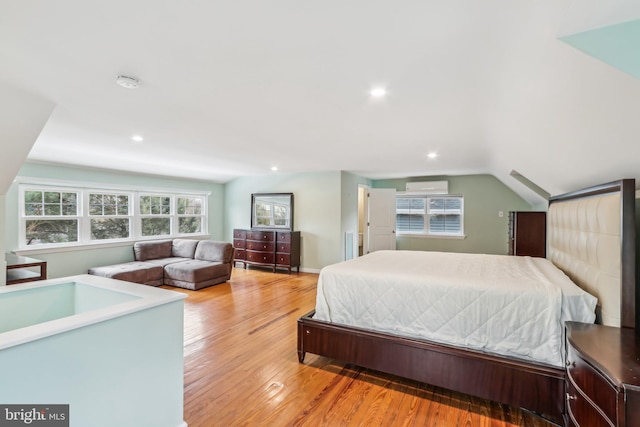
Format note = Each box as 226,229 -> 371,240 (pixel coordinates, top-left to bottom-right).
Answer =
5,253 -> 47,285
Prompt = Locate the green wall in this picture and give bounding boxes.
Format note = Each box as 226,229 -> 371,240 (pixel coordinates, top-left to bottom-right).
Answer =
3,164 -> 538,278
5,162 -> 225,279
224,171 -> 343,272
372,174 -> 534,255
560,19 -> 640,80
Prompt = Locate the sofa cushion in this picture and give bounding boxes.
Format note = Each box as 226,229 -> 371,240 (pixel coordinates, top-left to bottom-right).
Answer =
146,257 -> 191,267
134,240 -> 172,261
172,239 -> 199,258
195,241 -> 234,263
164,259 -> 231,284
88,261 -> 164,286
164,276 -> 227,291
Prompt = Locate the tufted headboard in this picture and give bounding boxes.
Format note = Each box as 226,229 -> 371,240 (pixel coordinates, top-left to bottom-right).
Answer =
547,179 -> 636,328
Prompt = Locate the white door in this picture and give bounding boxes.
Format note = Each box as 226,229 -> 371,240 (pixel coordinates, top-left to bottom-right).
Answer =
366,188 -> 397,253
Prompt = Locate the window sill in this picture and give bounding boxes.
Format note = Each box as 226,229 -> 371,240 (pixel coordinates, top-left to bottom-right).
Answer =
13,234 -> 211,256
396,233 -> 466,240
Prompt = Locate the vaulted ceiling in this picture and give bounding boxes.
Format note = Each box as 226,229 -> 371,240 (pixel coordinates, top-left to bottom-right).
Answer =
1,1 -> 639,204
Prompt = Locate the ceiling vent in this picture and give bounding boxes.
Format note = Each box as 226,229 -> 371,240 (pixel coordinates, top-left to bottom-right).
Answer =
405,181 -> 448,194
116,75 -> 140,89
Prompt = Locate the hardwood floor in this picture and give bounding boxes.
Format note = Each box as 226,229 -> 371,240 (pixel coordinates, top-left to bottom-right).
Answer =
171,267 -> 557,427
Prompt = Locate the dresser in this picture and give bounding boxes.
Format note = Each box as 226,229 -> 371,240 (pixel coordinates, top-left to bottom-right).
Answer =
508,211 -> 546,257
565,322 -> 640,427
233,229 -> 300,274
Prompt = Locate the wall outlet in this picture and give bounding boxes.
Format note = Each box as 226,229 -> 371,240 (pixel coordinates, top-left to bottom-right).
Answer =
498,211 -> 504,218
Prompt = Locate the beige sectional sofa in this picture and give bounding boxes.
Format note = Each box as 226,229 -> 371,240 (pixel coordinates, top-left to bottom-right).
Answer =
88,239 -> 234,290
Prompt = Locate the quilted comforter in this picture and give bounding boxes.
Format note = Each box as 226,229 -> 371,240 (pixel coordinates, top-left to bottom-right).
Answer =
314,250 -> 597,367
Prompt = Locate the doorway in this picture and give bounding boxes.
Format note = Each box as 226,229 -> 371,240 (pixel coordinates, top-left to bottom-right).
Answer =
357,185 -> 397,256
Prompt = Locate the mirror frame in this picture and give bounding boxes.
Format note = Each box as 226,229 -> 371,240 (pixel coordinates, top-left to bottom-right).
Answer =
250,193 -> 294,231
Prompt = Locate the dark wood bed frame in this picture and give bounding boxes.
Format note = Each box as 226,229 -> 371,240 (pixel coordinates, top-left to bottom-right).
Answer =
297,179 -> 636,425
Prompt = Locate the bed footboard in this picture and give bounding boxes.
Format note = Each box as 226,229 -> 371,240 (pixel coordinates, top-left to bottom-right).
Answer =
298,310 -> 565,425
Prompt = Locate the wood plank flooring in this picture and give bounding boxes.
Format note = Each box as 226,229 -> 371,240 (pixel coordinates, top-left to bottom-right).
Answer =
170,267 -> 557,427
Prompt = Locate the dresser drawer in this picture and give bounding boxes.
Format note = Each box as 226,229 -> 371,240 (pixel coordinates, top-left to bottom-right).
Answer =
234,249 -> 245,260
246,241 -> 275,252
566,380 -> 613,427
276,242 -> 291,253
276,254 -> 290,266
276,232 -> 291,243
246,251 -> 275,264
233,229 -> 247,239
233,239 -> 246,249
566,345 -> 618,423
247,231 -> 274,241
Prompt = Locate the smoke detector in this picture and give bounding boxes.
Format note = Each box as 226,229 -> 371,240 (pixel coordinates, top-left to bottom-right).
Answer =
116,75 -> 140,89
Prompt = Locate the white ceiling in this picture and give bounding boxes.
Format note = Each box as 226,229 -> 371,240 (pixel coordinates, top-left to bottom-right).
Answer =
1,1 -> 640,204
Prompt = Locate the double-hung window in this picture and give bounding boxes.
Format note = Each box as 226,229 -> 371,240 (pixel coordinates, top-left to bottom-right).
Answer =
139,195 -> 171,237
177,196 -> 204,234
23,189 -> 80,245
89,192 -> 131,241
396,194 -> 464,237
19,182 -> 209,249
139,194 -> 206,237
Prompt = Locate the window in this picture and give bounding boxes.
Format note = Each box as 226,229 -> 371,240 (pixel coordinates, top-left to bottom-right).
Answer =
396,195 -> 464,237
139,194 -> 206,237
89,192 -> 131,241
23,189 -> 80,245
19,183 -> 208,249
177,196 -> 203,234
140,195 -> 171,237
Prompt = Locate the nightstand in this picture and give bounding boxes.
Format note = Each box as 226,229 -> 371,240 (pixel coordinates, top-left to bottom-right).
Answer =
565,322 -> 640,427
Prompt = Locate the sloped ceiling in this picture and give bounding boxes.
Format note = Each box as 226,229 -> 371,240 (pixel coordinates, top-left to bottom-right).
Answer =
1,1 -> 639,205
0,82 -> 54,194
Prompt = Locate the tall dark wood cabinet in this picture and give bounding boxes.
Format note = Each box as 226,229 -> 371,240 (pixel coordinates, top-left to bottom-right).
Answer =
508,211 -> 546,257
233,229 -> 300,274
565,322 -> 640,427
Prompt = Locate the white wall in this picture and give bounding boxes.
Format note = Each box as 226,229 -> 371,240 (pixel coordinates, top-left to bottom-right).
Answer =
0,83 -> 55,285
558,0 -> 640,36
0,195 -> 5,286
0,84 -> 54,195
225,171 -> 343,272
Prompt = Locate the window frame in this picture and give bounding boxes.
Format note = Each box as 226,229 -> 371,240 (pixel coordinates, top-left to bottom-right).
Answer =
138,193 -> 173,238
396,193 -> 465,238
20,186 -> 82,248
86,191 -> 133,242
18,181 -> 209,251
176,196 -> 205,235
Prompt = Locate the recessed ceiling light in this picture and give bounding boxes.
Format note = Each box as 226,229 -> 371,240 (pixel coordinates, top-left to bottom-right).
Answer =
116,75 -> 140,89
427,152 -> 437,159
131,135 -> 144,142
369,86 -> 387,98
271,166 -> 278,172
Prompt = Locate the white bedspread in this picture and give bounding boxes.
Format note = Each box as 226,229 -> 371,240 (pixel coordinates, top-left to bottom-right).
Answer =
314,250 -> 597,367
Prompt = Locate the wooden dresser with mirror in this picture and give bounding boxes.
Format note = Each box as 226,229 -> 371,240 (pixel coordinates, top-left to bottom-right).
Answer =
233,192 -> 300,274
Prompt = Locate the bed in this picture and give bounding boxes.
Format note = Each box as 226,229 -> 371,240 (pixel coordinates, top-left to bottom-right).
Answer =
297,179 -> 636,424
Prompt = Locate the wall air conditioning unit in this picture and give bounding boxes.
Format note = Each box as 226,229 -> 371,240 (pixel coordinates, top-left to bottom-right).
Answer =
405,181 -> 448,194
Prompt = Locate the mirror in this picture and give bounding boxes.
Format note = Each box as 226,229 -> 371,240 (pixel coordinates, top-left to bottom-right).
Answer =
251,193 -> 294,231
